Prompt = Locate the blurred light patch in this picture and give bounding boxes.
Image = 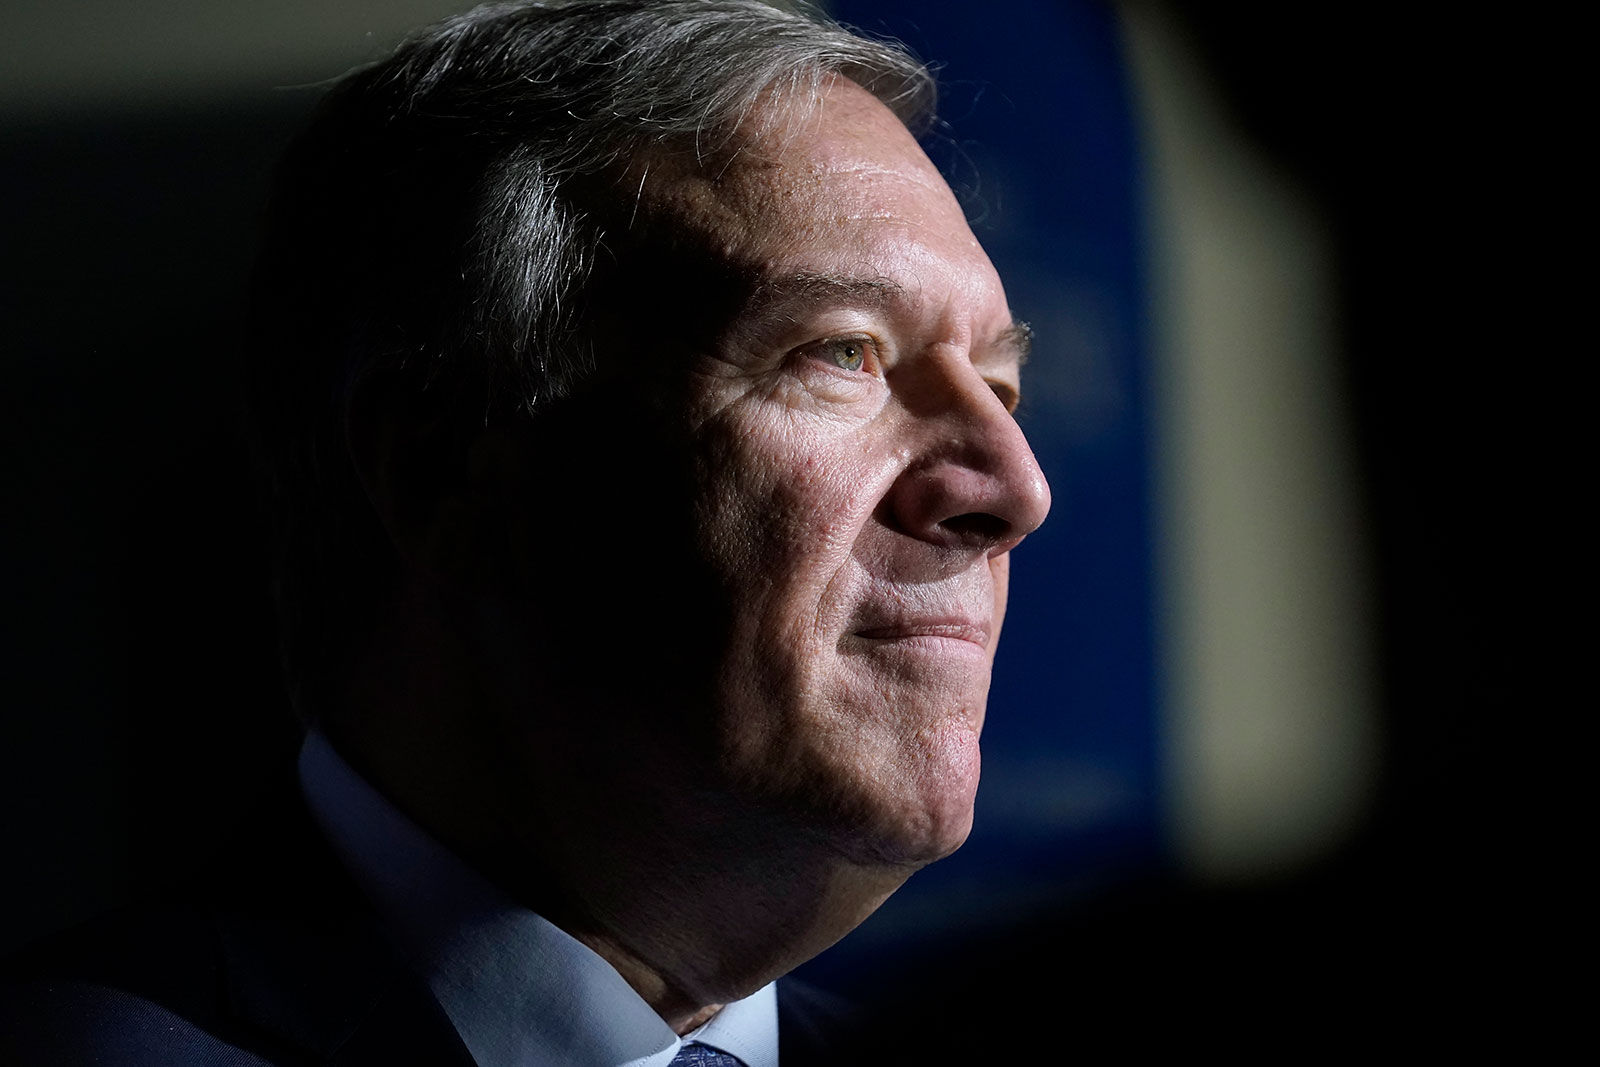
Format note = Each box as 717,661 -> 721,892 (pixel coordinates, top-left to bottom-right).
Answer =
1121,3 -> 1379,880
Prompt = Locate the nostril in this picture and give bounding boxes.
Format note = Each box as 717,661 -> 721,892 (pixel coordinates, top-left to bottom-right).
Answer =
940,512 -> 1011,547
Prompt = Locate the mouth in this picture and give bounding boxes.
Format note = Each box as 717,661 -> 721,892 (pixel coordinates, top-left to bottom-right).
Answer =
852,617 -> 991,649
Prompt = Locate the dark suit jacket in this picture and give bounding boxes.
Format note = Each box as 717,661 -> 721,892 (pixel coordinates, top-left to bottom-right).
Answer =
1,781 -> 859,1066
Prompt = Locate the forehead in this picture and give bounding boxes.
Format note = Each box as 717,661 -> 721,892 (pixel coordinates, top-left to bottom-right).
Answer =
628,79 -> 1008,326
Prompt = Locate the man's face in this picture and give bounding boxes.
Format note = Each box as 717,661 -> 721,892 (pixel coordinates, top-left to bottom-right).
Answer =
513,80 -> 1049,873
609,80 -> 1051,868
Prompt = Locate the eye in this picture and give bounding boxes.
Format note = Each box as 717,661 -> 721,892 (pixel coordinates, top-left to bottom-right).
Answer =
806,337 -> 878,373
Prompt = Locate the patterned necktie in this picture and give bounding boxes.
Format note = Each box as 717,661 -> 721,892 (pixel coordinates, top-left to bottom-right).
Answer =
668,1041 -> 745,1066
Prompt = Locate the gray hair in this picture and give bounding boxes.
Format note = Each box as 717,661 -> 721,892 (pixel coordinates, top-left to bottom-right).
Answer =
246,0 -> 935,718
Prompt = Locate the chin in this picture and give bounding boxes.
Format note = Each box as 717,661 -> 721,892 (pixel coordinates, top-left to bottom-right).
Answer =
833,714 -> 984,870
715,645 -> 991,868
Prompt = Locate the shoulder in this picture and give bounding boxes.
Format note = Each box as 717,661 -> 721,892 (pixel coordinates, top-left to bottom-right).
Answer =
1,783 -> 466,1067
1,902 -> 290,1066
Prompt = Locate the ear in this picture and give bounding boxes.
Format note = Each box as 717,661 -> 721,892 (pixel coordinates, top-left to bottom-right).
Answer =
345,373 -> 527,594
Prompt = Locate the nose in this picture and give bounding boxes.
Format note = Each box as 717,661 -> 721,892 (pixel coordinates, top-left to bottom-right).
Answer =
885,369 -> 1052,556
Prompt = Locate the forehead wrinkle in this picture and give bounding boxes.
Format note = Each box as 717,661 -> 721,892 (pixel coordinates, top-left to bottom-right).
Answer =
813,157 -> 950,191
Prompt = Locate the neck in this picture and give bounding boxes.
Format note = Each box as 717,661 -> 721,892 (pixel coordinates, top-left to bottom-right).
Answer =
542,791 -> 913,1029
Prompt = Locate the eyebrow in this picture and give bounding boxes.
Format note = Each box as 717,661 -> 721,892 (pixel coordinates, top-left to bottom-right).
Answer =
995,320 -> 1033,366
742,272 -> 904,324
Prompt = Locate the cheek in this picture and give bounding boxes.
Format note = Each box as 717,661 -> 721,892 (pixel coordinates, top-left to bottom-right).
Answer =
987,552 -> 1012,657
692,402 -> 882,608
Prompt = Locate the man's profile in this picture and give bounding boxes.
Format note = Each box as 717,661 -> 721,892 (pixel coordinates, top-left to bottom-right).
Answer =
3,1 -> 1049,1062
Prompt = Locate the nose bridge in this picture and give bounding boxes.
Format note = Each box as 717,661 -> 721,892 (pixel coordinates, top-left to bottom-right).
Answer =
893,353 -> 1052,554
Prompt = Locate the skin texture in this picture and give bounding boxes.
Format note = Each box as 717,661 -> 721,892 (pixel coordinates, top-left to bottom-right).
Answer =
338,78 -> 1049,1032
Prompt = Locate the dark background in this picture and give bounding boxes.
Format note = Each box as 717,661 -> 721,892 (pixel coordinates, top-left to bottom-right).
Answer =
2,0 -> 1550,1036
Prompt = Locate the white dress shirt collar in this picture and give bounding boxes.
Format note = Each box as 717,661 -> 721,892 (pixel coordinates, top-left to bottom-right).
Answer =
298,731 -> 778,1067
